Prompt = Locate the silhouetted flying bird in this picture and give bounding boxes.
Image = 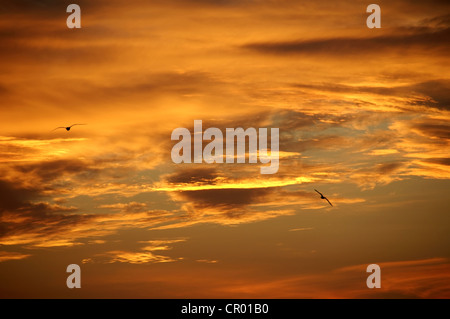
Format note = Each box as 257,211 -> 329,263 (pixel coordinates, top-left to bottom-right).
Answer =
52,124 -> 86,132
314,189 -> 333,207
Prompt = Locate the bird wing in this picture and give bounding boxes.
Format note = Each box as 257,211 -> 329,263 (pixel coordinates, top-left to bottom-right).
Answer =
51,127 -> 66,131
324,197 -> 333,207
314,189 -> 323,196
69,124 -> 86,128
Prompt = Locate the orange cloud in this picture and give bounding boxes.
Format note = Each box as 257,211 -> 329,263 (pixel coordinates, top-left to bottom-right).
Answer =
83,239 -> 187,264
214,258 -> 450,298
0,251 -> 31,263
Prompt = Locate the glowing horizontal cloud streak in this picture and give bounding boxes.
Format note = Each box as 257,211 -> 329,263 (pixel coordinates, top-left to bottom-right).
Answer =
0,251 -> 31,263
83,239 -> 187,264
152,176 -> 316,192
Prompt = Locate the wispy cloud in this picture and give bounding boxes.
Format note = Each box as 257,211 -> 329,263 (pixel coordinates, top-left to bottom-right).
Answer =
0,251 -> 31,263
215,258 -> 450,298
83,239 -> 187,264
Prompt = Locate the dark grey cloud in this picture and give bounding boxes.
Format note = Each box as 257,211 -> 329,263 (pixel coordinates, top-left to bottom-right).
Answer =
409,80 -> 450,110
0,1 -> 126,69
0,180 -> 37,212
105,72 -> 225,97
416,14 -> 450,29
376,162 -> 405,175
0,177 -> 168,247
289,135 -> 348,153
14,159 -> 93,183
0,71 -> 232,118
423,158 -> 450,166
105,202 -> 149,213
413,120 -> 450,139
0,178 -> 81,240
242,28 -> 450,56
166,168 -> 220,185
292,79 -> 450,111
272,111 -> 318,131
178,187 -> 273,209
164,166 -> 277,210
8,154 -> 145,193
1,0 -> 103,16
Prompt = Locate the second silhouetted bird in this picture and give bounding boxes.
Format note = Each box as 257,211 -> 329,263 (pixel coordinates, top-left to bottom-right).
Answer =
314,189 -> 333,207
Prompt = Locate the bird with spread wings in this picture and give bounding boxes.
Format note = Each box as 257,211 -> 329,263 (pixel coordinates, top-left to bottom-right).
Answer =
52,124 -> 86,132
314,189 -> 333,207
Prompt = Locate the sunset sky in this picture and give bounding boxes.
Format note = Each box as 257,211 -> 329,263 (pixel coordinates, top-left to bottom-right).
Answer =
0,0 -> 449,298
